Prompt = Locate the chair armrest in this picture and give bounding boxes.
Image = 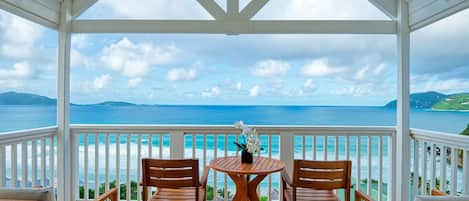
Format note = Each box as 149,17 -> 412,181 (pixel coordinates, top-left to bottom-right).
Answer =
200,167 -> 210,189
95,188 -> 119,201
355,190 -> 374,201
281,169 -> 292,187
431,189 -> 447,196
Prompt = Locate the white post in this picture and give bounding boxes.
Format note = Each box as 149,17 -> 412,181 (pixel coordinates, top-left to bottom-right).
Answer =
464,150 -> 469,195
396,0 -> 411,200
280,132 -> 294,175
57,0 -> 73,200
170,131 -> 185,159
280,132 -> 294,201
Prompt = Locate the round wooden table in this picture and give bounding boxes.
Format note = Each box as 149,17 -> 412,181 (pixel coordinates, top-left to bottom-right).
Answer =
209,156 -> 285,201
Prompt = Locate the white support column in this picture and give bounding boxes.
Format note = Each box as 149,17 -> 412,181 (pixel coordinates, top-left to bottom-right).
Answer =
57,0 -> 73,200
170,131 -> 185,159
396,0 -> 411,200
280,132 -> 294,201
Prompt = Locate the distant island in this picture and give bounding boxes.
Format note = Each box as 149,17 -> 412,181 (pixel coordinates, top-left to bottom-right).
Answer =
0,91 -> 56,105
1,91 -> 469,111
385,91 -> 469,111
0,91 -> 136,107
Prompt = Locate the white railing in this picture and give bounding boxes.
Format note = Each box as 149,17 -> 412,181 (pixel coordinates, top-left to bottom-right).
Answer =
0,126 -> 57,188
410,129 -> 469,200
294,128 -> 396,201
71,125 -> 169,201
71,124 -> 396,201
6,125 -> 469,201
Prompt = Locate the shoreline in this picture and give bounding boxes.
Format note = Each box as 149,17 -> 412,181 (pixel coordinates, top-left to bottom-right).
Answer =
430,108 -> 469,112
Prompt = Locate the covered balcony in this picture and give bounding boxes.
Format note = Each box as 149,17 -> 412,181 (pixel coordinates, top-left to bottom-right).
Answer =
0,0 -> 468,201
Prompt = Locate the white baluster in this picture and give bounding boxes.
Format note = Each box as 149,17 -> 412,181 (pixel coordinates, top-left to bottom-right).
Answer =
367,136 -> 372,194
0,145 -> 5,187
84,134 -> 89,200
440,146 -> 447,193
412,140 -> 419,199
95,134 -> 99,199
21,142 -> 27,187
450,148 -> 457,195
126,134 -> 131,201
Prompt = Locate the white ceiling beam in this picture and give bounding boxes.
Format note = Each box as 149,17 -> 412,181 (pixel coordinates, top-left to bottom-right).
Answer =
72,19 -> 397,34
197,0 -> 226,20
240,0 -> 269,19
0,0 -> 59,29
368,0 -> 398,19
72,0 -> 98,19
227,0 -> 239,17
410,0 -> 469,31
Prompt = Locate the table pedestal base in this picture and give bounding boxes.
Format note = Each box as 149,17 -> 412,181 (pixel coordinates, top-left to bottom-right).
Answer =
228,174 -> 267,201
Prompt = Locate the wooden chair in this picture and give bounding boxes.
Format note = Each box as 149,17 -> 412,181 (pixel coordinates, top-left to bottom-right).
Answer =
95,188 -> 119,201
355,190 -> 374,201
431,189 -> 447,196
141,158 -> 210,201
281,160 -> 352,201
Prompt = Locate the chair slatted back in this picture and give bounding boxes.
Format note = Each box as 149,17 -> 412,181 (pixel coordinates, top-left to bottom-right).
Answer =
292,160 -> 352,201
142,159 -> 199,201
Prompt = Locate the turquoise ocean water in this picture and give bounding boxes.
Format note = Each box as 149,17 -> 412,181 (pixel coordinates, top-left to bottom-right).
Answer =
0,105 -> 468,199
1,105 -> 468,133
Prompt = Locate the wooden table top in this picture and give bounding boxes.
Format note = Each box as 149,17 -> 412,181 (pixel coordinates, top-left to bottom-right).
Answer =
209,156 -> 285,175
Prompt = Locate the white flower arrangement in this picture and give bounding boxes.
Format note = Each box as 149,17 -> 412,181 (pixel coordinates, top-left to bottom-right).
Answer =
234,121 -> 262,154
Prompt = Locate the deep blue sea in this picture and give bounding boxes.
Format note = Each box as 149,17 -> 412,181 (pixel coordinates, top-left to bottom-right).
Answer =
1,105 -> 468,198
0,105 -> 468,133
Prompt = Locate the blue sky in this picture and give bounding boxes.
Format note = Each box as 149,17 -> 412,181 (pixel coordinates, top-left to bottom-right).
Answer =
0,0 -> 469,106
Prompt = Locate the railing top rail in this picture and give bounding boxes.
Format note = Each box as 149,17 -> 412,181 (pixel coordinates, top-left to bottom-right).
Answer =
70,124 -> 396,135
411,128 -> 469,150
0,126 -> 57,144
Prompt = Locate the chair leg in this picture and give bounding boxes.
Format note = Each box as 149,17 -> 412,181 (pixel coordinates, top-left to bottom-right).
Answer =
345,189 -> 351,201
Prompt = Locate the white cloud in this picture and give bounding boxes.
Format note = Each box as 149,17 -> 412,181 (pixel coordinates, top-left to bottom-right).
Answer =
0,62 -> 34,89
167,68 -> 197,81
249,85 -> 260,97
269,79 -> 284,89
98,0 -> 210,19
0,62 -> 34,79
332,86 -> 372,97
93,74 -> 112,90
127,78 -> 143,88
412,75 -> 469,94
251,60 -> 290,77
215,80 -> 243,95
201,86 -> 221,98
300,59 -> 346,77
71,35 -> 94,68
72,34 -> 89,49
0,79 -> 22,88
236,82 -> 242,91
303,78 -> 317,92
0,12 -> 44,60
84,74 -> 112,92
101,37 -> 178,78
71,49 -> 93,68
353,64 -> 386,81
256,0 -> 387,20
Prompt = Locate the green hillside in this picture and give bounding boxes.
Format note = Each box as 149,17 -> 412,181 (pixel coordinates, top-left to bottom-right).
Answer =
433,94 -> 469,111
385,91 -> 447,109
461,124 -> 469,136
